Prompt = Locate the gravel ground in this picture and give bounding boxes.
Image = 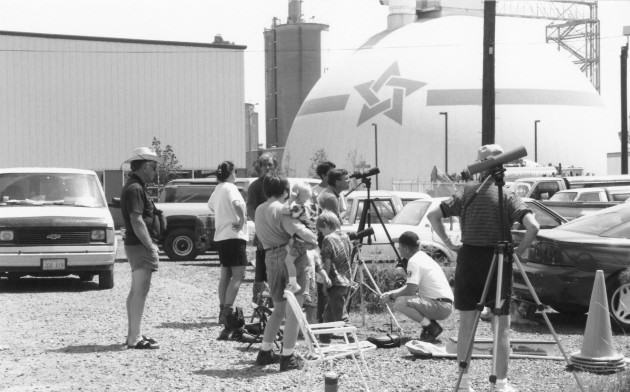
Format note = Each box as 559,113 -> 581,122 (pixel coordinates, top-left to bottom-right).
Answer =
1,244 -> 630,392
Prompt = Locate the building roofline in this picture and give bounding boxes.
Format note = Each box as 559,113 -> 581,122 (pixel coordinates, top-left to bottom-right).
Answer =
0,30 -> 247,50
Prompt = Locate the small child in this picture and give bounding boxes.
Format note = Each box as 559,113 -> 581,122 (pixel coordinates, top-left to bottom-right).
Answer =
283,182 -> 318,293
316,210 -> 352,327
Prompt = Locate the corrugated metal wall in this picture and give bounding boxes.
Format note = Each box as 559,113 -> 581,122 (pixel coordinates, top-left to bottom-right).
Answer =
0,33 -> 246,170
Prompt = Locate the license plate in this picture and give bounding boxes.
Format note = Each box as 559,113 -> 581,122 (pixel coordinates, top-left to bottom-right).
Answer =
42,258 -> 66,270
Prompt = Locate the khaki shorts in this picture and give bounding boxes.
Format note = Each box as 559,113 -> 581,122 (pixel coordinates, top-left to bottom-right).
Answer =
265,247 -> 308,303
399,296 -> 452,321
125,244 -> 159,272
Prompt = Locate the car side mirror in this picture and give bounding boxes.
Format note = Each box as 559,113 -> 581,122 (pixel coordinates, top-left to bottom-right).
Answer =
109,197 -> 121,208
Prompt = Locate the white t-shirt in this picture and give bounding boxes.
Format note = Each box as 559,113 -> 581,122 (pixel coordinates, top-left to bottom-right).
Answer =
406,250 -> 454,301
208,182 -> 248,242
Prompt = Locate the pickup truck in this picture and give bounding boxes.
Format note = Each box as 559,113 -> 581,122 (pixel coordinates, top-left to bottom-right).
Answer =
156,177 -> 318,261
513,175 -> 630,201
538,186 -> 630,220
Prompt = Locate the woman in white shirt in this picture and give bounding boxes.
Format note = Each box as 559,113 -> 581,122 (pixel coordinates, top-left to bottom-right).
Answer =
208,161 -> 248,340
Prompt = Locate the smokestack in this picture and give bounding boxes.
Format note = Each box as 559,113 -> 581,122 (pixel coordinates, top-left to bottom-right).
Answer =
288,0 -> 302,24
387,0 -> 417,29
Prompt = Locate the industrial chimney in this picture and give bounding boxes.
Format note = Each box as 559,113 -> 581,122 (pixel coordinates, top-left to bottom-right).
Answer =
288,0 -> 303,24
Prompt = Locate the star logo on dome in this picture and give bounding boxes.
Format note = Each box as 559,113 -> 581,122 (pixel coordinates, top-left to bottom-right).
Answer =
354,62 -> 426,126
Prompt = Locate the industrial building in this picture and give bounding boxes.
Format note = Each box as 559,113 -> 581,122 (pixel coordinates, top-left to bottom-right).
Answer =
283,2 -> 617,189
263,0 -> 328,149
0,30 -> 249,199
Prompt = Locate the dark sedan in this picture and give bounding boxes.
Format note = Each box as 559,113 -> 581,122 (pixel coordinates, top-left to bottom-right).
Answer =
513,203 -> 630,328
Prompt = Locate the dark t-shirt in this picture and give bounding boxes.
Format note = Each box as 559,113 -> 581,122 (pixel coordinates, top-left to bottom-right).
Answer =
121,173 -> 157,246
246,177 -> 266,220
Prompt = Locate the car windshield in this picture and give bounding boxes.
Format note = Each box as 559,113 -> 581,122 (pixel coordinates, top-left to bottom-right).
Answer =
391,200 -> 432,225
549,192 -> 576,202
0,172 -> 106,207
557,204 -> 630,238
513,182 -> 532,198
161,185 -> 215,203
352,199 -> 397,224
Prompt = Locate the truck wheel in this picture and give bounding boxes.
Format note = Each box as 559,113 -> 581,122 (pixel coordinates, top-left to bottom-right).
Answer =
98,270 -> 114,289
164,228 -> 199,261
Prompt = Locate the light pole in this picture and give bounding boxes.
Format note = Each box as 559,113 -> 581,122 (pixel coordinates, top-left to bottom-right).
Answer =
534,120 -> 540,163
372,123 -> 379,189
439,112 -> 448,173
621,26 -> 630,174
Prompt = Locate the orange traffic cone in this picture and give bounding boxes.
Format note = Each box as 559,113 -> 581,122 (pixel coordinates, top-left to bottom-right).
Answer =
570,270 -> 626,374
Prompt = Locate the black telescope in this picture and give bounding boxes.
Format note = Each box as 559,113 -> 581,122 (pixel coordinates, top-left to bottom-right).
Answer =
348,227 -> 374,241
465,146 -> 527,176
349,167 -> 380,180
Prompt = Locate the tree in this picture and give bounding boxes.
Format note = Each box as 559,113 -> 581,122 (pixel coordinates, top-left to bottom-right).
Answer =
151,137 -> 183,186
308,148 -> 329,177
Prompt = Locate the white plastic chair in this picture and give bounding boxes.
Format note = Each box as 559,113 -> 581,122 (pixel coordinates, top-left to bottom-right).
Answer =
283,290 -> 376,391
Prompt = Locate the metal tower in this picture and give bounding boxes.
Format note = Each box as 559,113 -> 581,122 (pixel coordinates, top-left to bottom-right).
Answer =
497,0 -> 600,92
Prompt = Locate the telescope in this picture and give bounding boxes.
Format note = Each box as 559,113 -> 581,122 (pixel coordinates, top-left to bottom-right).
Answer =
348,227 -> 374,241
349,167 -> 380,180
464,146 -> 527,176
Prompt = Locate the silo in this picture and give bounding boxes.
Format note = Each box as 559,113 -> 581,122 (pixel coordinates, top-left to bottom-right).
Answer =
263,2 -> 328,148
282,12 -> 617,188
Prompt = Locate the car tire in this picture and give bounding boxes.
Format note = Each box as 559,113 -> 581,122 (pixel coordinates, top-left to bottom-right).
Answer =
98,270 -> 114,289
609,279 -> 630,330
164,228 -> 199,261
79,273 -> 94,282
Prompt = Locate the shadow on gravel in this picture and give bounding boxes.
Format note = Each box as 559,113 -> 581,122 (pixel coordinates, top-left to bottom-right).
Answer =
157,321 -> 220,329
48,344 -> 127,354
179,263 -> 221,268
193,365 -> 269,379
0,277 -> 100,293
510,313 -> 588,336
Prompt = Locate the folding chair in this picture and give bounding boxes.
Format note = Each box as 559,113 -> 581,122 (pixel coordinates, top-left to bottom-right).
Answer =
283,290 -> 376,392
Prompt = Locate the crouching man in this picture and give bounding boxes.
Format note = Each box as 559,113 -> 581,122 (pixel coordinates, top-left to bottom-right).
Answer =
380,231 -> 453,342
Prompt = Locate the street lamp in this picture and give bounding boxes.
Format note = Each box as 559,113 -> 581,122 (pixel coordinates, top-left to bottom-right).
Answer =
534,120 -> 540,163
372,123 -> 379,189
621,26 -> 630,174
439,112 -> 448,173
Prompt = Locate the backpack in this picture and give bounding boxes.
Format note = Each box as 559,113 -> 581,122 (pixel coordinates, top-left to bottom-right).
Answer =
226,306 -> 245,331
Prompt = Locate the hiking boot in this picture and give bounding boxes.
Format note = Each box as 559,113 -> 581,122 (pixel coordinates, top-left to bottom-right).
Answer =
255,349 -> 279,366
420,320 -> 443,342
218,305 -> 228,326
279,353 -> 305,371
217,327 -> 231,341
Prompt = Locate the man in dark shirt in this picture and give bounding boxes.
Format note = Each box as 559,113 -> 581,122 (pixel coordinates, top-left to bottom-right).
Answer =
121,147 -> 162,350
427,144 -> 539,392
247,153 -> 277,302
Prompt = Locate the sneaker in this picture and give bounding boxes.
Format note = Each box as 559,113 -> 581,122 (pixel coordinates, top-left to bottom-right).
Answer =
420,320 -> 443,342
285,282 -> 301,294
255,349 -> 279,366
279,353 -> 305,371
217,327 -> 231,341
493,382 -> 518,392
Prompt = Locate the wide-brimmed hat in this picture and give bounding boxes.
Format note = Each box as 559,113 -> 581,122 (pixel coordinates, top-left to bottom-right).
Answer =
477,144 -> 504,161
125,147 -> 160,163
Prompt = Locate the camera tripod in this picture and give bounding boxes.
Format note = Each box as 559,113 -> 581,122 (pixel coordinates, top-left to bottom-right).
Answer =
343,177 -> 404,332
453,166 -> 585,392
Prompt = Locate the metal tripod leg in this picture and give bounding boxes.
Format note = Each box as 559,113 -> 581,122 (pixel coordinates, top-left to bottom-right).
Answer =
512,254 -> 586,392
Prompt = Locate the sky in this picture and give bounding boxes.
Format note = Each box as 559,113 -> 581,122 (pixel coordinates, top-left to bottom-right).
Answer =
0,0 -> 629,145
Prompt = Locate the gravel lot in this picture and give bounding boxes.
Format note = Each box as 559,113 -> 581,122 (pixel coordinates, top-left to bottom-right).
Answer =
1,245 -> 630,392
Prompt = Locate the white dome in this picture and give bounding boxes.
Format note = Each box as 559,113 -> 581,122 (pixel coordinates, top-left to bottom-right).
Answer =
283,15 -> 616,186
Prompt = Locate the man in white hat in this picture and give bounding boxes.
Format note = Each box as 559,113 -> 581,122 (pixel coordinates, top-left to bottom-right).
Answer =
121,147 -> 162,349
427,144 -> 540,392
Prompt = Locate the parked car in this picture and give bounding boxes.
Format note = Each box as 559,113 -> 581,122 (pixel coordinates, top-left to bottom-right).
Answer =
342,190 -> 405,227
0,168 -> 117,288
513,202 -> 630,328
389,191 -> 431,206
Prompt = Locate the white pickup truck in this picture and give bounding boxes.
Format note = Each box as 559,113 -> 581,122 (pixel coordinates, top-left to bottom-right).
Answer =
0,168 -> 117,288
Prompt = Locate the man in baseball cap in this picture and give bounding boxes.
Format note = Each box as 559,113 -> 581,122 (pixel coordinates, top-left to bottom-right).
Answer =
121,147 -> 161,349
